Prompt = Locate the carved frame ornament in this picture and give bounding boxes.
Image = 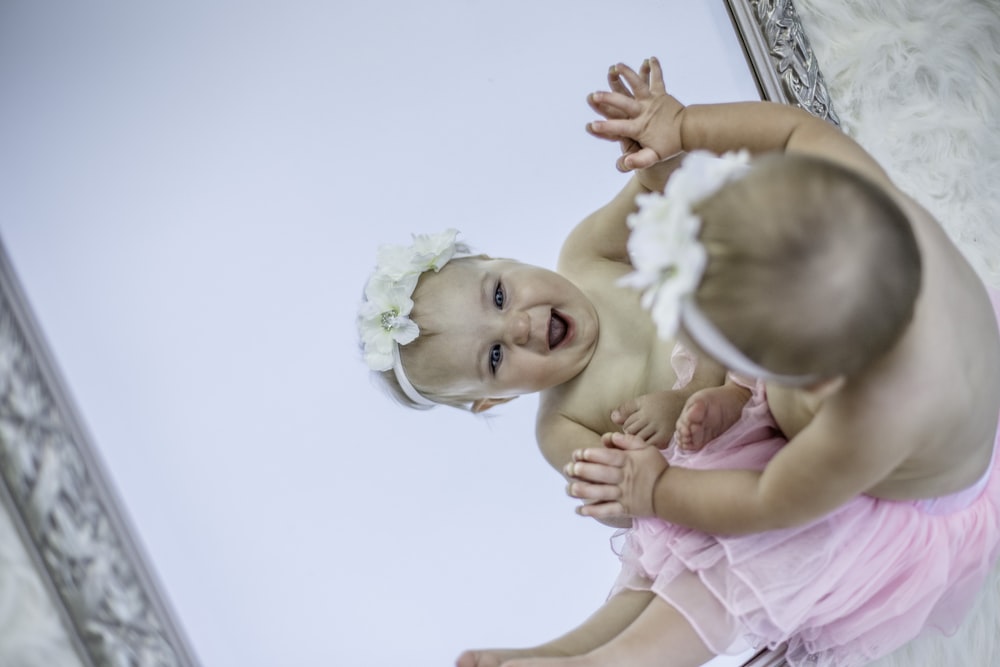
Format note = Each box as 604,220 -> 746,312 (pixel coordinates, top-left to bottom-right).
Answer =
725,0 -> 839,125
0,2 -> 831,665
0,244 -> 199,667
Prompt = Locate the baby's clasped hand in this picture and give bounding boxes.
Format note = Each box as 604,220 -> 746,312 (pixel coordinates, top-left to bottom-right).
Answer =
586,56 -> 686,172
565,432 -> 669,521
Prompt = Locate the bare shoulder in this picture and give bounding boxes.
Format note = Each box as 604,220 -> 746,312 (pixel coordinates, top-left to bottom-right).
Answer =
788,121 -> 943,255
786,116 -> 894,190
894,198 -> 1000,415
819,334 -> 996,497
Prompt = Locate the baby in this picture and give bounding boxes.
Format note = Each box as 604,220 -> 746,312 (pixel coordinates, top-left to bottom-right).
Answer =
546,58 -> 1000,667
566,58 -> 1000,531
358,57 -> 1000,667
357,63 -> 731,667
358,150 -> 727,473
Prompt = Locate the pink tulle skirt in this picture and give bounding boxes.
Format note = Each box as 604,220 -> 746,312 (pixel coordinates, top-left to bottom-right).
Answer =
611,348 -> 1000,667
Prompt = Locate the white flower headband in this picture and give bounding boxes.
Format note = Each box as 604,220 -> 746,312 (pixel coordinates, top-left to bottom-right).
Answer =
358,228 -> 471,408
620,150 -> 819,386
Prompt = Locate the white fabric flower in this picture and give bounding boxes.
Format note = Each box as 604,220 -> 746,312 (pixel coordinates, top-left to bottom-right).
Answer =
358,228 -> 470,372
373,243 -> 421,282
620,150 -> 750,339
358,271 -> 420,371
410,228 -> 463,272
663,149 -> 750,205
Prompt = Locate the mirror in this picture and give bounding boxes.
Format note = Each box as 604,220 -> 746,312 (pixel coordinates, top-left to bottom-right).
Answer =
0,1 -> 844,665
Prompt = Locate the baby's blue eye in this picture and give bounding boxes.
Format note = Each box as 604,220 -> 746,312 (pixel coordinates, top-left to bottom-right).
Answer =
489,344 -> 502,374
493,282 -> 505,308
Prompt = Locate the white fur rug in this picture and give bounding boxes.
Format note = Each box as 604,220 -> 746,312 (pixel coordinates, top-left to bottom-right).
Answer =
869,560 -> 1000,667
773,1 -> 1000,664
795,0 -> 1000,290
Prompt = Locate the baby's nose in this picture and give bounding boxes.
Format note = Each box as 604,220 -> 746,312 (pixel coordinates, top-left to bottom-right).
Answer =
505,311 -> 530,346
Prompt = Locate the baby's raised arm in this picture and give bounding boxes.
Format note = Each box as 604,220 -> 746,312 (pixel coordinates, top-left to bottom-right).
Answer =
587,57 -> 893,190
559,60 -> 701,271
558,153 -> 686,272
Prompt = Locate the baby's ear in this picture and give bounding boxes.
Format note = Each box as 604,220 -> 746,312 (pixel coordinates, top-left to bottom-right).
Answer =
471,396 -> 517,413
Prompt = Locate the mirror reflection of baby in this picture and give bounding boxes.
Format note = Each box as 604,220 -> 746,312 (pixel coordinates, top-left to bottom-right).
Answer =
357,58 -> 1000,667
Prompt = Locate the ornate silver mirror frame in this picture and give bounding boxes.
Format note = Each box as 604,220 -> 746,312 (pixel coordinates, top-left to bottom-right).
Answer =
725,0 -> 838,125
0,2 -> 833,665
0,245 -> 199,667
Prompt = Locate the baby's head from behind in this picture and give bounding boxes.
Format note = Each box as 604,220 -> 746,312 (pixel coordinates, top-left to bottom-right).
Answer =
694,153 -> 921,380
358,231 -> 598,411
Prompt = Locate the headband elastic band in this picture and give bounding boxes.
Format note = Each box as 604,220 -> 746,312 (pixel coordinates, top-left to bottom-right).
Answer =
391,347 -> 436,409
680,298 -> 820,387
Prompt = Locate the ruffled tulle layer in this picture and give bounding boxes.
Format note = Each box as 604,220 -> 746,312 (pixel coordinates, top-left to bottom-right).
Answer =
611,359 -> 1000,666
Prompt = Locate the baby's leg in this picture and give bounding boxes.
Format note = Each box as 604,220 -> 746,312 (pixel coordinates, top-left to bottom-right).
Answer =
455,590 -> 654,667
675,382 -> 752,450
502,596 -> 715,667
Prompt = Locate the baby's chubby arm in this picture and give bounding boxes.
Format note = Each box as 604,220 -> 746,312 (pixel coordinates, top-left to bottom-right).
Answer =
559,62 -> 691,272
537,410 -> 634,529
558,158 -> 685,272
586,57 -> 894,190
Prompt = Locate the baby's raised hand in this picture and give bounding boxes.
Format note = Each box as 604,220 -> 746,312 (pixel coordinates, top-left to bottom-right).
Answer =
611,390 -> 687,449
564,432 -> 668,521
586,56 -> 685,172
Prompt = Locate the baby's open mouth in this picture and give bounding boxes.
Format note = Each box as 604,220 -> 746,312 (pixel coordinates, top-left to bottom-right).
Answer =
548,310 -> 568,349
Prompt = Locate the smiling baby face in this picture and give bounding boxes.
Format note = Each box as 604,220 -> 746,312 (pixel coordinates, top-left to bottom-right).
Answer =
399,257 -> 599,404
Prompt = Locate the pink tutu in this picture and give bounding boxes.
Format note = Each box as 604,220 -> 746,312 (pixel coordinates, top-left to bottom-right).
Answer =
611,342 -> 1000,666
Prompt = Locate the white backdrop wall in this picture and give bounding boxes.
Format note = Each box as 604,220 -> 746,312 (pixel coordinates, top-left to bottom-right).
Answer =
0,2 -> 759,665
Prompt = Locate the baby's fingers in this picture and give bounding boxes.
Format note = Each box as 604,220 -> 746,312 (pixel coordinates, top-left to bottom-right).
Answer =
603,431 -> 650,451
576,500 -> 627,520
647,56 -> 666,94
564,459 -> 622,484
613,62 -> 651,98
589,98 -> 631,122
572,445 -> 626,466
617,147 -> 661,173
586,119 -> 644,148
587,91 -> 642,120
607,64 -> 634,99
567,480 -> 621,503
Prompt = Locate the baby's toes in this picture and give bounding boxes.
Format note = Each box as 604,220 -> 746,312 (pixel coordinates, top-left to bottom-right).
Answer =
686,422 -> 709,450
675,421 -> 691,447
623,414 -> 648,435
612,397 -> 641,425
685,397 -> 709,426
675,403 -> 696,434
